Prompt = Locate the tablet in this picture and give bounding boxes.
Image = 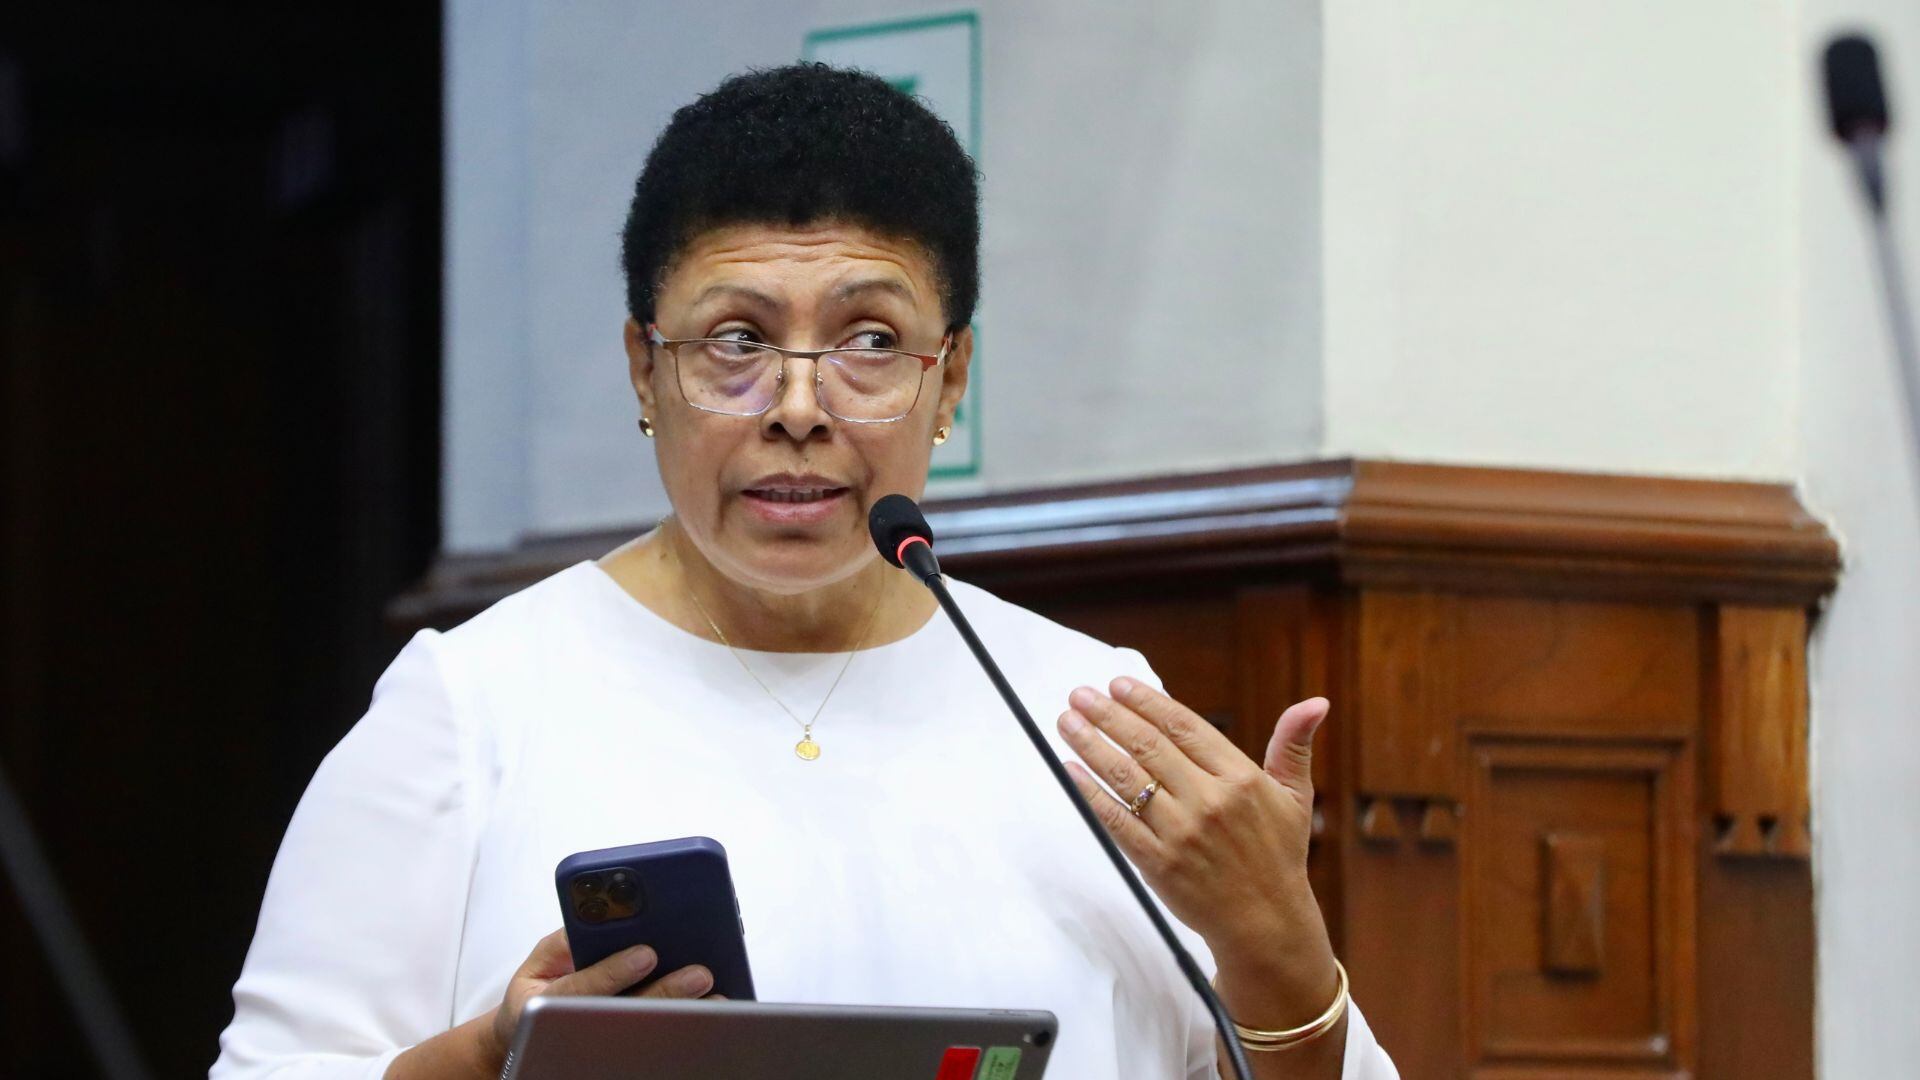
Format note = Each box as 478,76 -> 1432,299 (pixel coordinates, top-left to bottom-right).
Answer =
503,997 -> 1057,1079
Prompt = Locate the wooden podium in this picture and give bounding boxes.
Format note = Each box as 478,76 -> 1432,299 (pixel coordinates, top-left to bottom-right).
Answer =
395,458 -> 1839,1080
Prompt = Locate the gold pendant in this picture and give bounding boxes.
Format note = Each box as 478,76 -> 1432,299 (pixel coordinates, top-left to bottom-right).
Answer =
795,735 -> 821,761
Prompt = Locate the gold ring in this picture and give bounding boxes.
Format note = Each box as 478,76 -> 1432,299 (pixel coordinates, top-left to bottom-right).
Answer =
1127,780 -> 1160,816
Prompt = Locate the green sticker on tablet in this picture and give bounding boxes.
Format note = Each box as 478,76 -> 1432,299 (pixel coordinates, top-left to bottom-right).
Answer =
977,1046 -> 1022,1079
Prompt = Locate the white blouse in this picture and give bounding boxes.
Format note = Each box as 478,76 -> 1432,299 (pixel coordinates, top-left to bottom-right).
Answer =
211,562 -> 1397,1079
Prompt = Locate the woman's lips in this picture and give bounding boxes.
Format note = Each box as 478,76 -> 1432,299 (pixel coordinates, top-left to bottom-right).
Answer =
739,486 -> 851,525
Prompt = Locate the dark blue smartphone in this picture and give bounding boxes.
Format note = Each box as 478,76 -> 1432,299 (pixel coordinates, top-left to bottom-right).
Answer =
554,836 -> 756,1000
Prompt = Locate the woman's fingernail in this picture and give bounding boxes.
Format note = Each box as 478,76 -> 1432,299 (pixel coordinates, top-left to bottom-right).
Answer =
626,946 -> 658,976
1069,686 -> 1098,709
1112,676 -> 1137,697
682,966 -> 713,993
1059,710 -> 1086,735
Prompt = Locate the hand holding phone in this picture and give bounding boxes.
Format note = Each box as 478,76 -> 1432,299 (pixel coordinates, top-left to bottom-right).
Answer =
554,836 -> 755,999
482,927 -> 719,1067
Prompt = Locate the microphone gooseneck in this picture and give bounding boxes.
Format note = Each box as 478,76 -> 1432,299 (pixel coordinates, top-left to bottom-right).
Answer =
1823,32 -> 1920,525
868,495 -> 1258,1080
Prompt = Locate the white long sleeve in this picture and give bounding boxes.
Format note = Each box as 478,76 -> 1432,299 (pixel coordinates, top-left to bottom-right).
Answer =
1339,1001 -> 1399,1079
212,632 -> 481,1078
210,565 -> 1397,1078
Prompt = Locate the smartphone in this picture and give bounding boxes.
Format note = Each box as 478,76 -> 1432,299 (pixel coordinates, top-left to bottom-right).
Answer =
554,836 -> 756,1000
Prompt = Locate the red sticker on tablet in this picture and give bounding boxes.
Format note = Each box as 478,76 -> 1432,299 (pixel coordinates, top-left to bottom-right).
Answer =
935,1046 -> 982,1080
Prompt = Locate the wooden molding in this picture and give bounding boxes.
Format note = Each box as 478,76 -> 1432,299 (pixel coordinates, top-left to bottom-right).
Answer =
1341,461 -> 1839,606
387,458 -> 1839,631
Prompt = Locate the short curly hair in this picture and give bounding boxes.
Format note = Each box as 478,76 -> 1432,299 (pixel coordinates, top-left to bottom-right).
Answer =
621,64 -> 980,331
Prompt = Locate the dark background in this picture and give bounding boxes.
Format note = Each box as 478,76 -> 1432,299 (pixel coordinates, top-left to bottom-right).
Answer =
1,8 -> 443,1075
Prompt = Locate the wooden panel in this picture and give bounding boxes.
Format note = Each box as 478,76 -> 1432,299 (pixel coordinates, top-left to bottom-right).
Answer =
1355,590 -> 1458,801
1039,589 -> 1238,724
1232,586 -> 1314,763
1457,598 -> 1698,738
1464,739 -> 1696,1077
1344,817 -> 1462,1074
1706,606 -> 1812,858
1696,847 -> 1815,1078
1543,833 -> 1608,976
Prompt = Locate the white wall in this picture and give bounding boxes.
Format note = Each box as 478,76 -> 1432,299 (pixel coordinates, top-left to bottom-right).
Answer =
1797,4 -> 1920,1077
443,0 -> 1322,550
1320,1 -> 1802,479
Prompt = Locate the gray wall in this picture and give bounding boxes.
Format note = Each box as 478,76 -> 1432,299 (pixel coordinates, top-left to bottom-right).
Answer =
443,0 -> 1323,551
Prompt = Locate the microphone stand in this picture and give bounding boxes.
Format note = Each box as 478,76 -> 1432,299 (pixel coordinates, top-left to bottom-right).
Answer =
906,565 -> 1258,1080
0,758 -> 153,1080
1847,134 -> 1920,510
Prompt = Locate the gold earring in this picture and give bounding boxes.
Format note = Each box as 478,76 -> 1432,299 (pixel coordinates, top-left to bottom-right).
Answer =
638,416 -> 655,438
933,425 -> 951,446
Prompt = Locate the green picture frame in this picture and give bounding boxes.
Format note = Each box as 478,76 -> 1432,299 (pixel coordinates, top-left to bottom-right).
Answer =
803,11 -> 983,480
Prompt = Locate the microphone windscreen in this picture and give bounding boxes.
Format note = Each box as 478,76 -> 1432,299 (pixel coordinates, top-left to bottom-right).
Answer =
868,494 -> 933,568
1825,34 -> 1891,140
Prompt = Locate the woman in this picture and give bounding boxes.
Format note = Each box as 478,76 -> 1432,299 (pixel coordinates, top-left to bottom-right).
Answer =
212,65 -> 1396,1079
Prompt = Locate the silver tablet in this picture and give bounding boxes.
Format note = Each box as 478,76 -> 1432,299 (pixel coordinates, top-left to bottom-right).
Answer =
503,997 -> 1056,1080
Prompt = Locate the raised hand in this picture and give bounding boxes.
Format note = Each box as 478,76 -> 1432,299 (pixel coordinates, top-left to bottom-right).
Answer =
1058,677 -> 1344,1049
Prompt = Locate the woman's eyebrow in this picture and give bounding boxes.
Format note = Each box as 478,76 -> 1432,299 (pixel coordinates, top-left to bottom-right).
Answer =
689,282 -> 783,311
829,278 -> 916,306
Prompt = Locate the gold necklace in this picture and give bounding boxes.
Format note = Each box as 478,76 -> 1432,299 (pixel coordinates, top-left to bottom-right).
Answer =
677,550 -> 884,762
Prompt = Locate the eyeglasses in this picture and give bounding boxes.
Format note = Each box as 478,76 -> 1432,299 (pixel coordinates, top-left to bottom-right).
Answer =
647,324 -> 951,424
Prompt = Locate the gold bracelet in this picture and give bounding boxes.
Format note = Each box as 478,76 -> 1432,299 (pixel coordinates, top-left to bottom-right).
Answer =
1215,959 -> 1349,1052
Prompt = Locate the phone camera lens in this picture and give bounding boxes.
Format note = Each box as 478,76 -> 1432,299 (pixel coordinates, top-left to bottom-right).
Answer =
574,875 -> 603,896
1031,1029 -> 1053,1048
579,897 -> 609,921
608,872 -> 638,904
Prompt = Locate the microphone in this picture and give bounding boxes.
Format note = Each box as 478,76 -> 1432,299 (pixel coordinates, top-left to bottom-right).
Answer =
1826,34 -> 1892,214
868,494 -> 1258,1080
1822,33 -> 1920,519
867,493 -> 941,584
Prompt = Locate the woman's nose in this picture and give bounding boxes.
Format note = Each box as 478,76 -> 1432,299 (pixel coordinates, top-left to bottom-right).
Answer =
761,357 -> 832,440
